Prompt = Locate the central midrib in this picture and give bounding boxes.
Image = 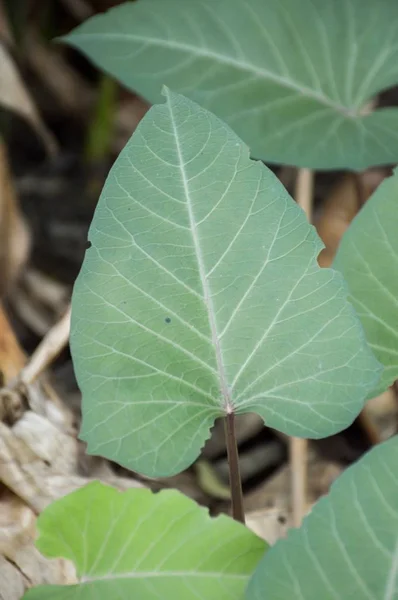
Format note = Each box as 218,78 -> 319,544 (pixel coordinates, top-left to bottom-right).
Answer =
166,91 -> 232,413
82,570 -> 246,582
75,32 -> 357,117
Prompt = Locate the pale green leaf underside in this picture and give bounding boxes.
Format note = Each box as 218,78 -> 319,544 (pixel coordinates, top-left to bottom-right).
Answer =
23,482 -> 266,600
247,435 -> 398,600
334,168 -> 398,397
70,90 -> 379,477
63,0 -> 398,170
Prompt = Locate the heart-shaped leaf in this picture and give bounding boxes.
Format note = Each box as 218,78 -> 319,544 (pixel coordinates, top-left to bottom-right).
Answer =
23,482 -> 266,600
334,168 -> 398,396
246,434 -> 398,600
62,0 -> 398,171
70,89 -> 379,477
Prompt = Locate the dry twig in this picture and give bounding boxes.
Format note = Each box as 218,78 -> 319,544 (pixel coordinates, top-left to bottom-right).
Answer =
18,306 -> 71,387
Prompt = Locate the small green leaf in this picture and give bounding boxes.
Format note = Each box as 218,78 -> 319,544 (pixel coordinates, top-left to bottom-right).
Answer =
62,0 -> 398,170
246,434 -> 398,600
196,459 -> 231,500
70,89 -> 380,477
23,481 -> 266,600
334,168 -> 398,396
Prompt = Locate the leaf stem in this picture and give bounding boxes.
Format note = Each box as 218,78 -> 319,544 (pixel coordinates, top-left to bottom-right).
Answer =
224,412 -> 245,524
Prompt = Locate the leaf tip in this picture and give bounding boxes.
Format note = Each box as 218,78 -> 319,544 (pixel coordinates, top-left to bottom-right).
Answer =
160,85 -> 179,107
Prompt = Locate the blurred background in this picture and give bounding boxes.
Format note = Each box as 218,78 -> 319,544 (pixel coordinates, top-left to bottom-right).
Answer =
0,0 -> 397,594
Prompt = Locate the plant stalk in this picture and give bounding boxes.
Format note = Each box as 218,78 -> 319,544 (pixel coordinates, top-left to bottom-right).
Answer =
289,436 -> 307,527
291,167 -> 314,527
224,412 -> 245,524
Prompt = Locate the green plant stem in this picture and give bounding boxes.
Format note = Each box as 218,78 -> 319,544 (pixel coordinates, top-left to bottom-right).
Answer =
85,74 -> 117,164
224,412 -> 245,524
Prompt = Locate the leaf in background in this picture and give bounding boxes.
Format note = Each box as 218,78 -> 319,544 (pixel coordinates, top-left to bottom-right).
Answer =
195,460 -> 231,500
22,481 -> 266,600
334,168 -> 398,396
70,89 -> 380,477
246,434 -> 398,600
62,0 -> 398,171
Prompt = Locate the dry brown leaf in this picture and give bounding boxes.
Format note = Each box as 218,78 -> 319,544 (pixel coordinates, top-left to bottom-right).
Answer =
0,41 -> 57,154
0,303 -> 74,427
315,170 -> 388,267
0,409 -> 143,513
0,307 -> 143,512
0,555 -> 25,600
315,174 -> 362,267
0,485 -> 76,588
0,142 -> 31,297
245,507 -> 288,545
0,304 -> 26,383
0,299 -> 146,595
363,389 -> 398,441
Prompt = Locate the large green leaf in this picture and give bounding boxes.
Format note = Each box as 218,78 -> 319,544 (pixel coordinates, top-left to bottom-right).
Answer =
246,434 -> 398,599
70,89 -> 380,477
334,168 -> 398,396
62,0 -> 398,171
23,482 -> 266,600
